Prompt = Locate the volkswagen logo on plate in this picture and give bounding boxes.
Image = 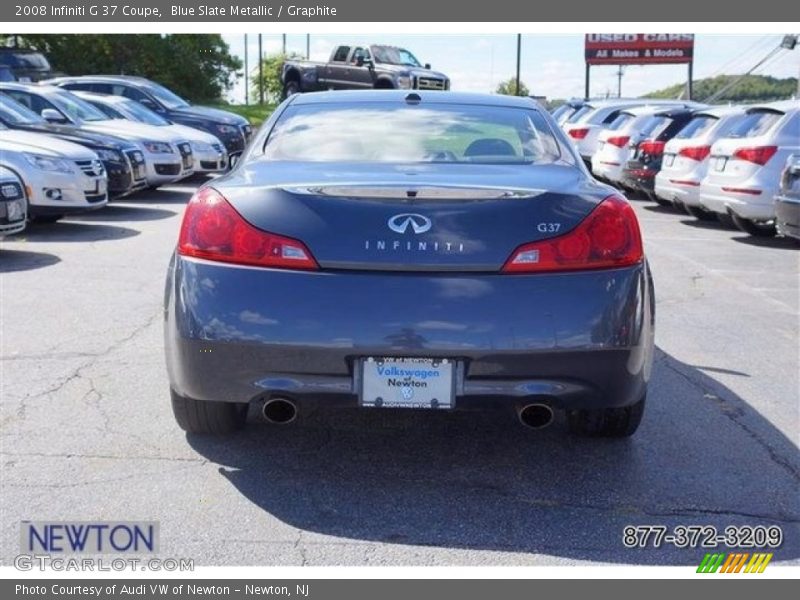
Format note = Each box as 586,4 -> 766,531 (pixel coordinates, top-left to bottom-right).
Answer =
387,213 -> 432,235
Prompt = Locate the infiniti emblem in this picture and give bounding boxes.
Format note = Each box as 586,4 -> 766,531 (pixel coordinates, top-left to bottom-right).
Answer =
387,213 -> 432,235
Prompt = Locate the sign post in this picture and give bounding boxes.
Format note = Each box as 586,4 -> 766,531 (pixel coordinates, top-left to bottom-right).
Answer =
584,34 -> 695,99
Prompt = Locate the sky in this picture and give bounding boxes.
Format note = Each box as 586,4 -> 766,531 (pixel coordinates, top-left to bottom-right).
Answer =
221,33 -> 800,103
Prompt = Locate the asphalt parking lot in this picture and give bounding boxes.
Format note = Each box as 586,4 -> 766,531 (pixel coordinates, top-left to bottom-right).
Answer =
1,179 -> 798,567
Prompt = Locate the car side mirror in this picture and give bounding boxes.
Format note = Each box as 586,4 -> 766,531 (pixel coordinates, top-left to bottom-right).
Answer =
425,63 -> 431,70
40,108 -> 67,123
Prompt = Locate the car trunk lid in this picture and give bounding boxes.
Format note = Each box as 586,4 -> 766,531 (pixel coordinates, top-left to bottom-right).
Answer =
220,162 -> 604,272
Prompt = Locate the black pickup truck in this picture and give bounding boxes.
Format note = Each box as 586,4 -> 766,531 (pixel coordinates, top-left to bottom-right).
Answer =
281,44 -> 450,97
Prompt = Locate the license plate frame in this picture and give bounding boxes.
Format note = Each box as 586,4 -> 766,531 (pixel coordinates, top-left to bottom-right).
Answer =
663,153 -> 676,167
713,156 -> 728,172
359,357 -> 456,410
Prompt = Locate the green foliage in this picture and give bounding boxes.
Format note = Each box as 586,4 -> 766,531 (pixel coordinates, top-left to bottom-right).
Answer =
209,103 -> 275,127
645,74 -> 797,103
546,98 -> 567,111
496,77 -> 530,97
250,52 -> 304,104
1,34 -> 242,103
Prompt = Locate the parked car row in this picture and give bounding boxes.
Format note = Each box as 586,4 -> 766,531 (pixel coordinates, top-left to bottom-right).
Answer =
555,97 -> 800,240
0,76 -> 253,232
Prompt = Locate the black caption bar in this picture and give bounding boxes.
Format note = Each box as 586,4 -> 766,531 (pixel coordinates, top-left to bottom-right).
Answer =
2,0 -> 791,21
3,580 -> 792,599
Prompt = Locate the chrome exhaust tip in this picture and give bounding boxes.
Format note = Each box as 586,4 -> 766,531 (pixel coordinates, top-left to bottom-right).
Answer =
517,403 -> 554,429
261,398 -> 297,424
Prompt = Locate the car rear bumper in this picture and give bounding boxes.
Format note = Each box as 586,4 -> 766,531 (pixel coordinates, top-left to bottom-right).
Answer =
654,174 -> 701,207
621,170 -> 657,194
591,158 -> 625,183
164,256 -> 655,412
776,196 -> 800,240
698,183 -> 779,221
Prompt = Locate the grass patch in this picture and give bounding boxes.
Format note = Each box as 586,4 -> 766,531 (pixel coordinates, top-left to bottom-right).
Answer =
209,103 -> 276,127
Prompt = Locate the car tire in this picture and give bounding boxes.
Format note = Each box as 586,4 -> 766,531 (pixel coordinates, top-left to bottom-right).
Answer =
652,194 -> 672,207
684,205 -> 717,221
567,395 -> 646,438
730,214 -> 777,237
30,214 -> 64,224
716,213 -> 737,229
170,389 -> 248,434
282,80 -> 300,99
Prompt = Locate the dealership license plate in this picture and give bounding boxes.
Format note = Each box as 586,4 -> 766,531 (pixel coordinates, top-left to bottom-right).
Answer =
713,156 -> 728,171
360,357 -> 455,409
6,200 -> 24,222
663,153 -> 676,167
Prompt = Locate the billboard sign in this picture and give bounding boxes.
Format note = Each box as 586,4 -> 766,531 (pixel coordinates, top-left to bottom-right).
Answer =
585,34 -> 695,65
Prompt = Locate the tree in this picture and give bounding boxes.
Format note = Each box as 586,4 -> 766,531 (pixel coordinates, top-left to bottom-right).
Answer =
644,74 -> 797,103
0,34 -> 241,103
496,77 -> 530,97
249,52 -> 304,104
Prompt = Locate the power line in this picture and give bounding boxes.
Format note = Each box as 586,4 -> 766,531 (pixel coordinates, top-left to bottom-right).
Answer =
704,44 -> 786,102
705,35 -> 774,79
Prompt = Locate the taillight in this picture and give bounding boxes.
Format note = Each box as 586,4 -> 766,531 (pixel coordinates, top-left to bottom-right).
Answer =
568,128 -> 589,140
733,146 -> 777,166
721,187 -> 762,195
606,135 -> 630,148
178,187 -> 318,270
678,145 -> 711,161
502,195 -> 643,273
639,140 -> 665,155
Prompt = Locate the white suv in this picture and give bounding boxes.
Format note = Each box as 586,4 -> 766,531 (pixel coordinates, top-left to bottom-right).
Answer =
564,99 -> 697,164
0,124 -> 108,222
655,106 -> 745,220
699,101 -> 800,236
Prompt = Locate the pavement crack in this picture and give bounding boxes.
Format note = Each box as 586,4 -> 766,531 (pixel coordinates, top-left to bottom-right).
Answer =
660,355 -> 800,484
293,531 -> 308,566
0,450 -> 207,463
3,310 -> 161,428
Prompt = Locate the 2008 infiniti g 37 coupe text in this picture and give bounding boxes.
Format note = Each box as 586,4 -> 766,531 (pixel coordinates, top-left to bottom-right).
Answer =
164,91 -> 655,437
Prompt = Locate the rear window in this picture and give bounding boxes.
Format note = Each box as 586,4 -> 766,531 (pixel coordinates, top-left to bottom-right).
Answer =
566,105 -> 593,124
607,113 -> 634,131
728,110 -> 783,138
264,103 -> 564,165
674,115 -> 718,139
551,104 -> 576,122
640,115 -> 671,139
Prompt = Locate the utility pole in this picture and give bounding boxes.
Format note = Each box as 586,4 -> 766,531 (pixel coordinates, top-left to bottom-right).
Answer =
258,34 -> 264,105
616,66 -> 625,97
585,64 -> 590,99
515,34 -> 522,96
705,38 -> 790,103
282,34 -> 287,55
244,34 -> 248,105
306,34 -> 310,60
